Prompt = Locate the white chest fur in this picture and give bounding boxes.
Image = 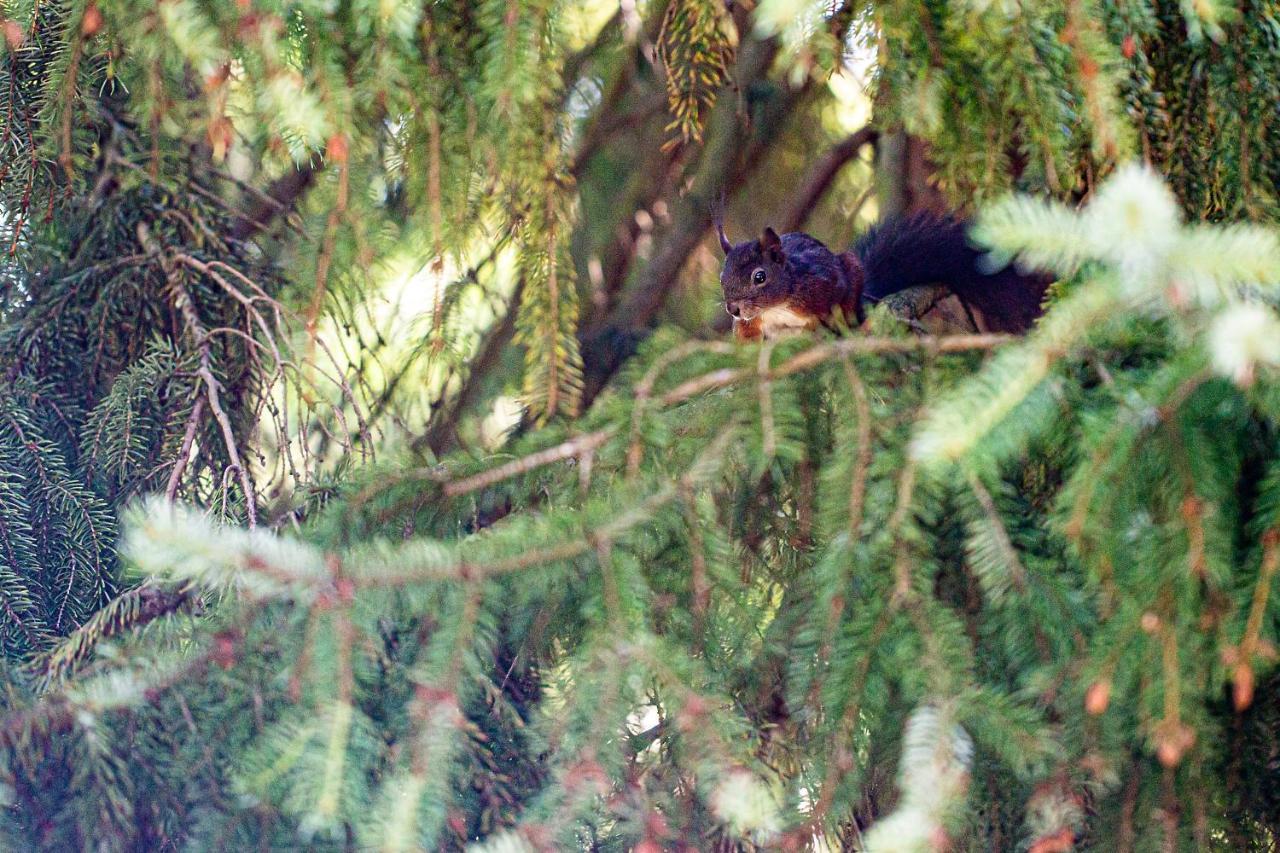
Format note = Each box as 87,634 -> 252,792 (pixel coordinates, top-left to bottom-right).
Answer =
758,305 -> 818,337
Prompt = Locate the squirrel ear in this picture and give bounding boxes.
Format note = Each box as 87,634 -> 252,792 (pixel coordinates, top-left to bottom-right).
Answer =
716,216 -> 732,255
713,190 -> 732,255
761,227 -> 783,260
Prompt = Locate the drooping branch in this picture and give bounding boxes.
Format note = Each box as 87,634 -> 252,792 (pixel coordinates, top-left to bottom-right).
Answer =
137,222 -> 258,527
32,583 -> 195,686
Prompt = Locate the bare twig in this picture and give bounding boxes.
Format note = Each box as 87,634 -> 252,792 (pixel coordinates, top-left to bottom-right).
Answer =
165,397 -> 205,502
138,223 -> 258,527
443,430 -> 616,498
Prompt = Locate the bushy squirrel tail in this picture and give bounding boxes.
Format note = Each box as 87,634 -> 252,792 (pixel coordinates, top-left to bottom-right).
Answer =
855,213 -> 1050,333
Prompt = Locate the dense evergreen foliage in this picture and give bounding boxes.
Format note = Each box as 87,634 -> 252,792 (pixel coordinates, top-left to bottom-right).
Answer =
0,0 -> 1277,850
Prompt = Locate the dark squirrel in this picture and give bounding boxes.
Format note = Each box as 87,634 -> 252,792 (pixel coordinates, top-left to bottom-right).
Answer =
717,213 -> 1051,340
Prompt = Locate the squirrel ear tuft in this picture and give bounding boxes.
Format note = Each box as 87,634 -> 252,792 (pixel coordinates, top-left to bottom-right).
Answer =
716,216 -> 732,255
712,190 -> 732,255
761,227 -> 783,260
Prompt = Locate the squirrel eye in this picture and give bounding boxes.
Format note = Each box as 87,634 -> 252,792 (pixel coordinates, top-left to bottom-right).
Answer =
752,268 -> 766,285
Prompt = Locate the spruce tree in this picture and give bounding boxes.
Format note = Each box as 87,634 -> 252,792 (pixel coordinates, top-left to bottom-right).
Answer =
0,1 -> 1276,851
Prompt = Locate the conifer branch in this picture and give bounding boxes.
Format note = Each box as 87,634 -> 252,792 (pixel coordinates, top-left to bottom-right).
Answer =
32,583 -> 194,687
137,223 -> 257,527
443,430 -> 615,498
795,605 -> 895,841
966,473 -> 1029,595
838,358 -> 872,537
627,339 -> 735,477
1231,529 -> 1280,710
659,333 -> 1011,406
439,333 -> 1008,502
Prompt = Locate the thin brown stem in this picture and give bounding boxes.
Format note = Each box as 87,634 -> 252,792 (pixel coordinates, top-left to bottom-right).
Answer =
164,398 -> 205,502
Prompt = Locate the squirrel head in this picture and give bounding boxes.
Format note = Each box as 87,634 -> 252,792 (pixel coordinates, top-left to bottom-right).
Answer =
718,226 -> 794,321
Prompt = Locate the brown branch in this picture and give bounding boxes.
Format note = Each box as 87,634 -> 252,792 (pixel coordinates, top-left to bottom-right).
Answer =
571,92 -> 668,175
443,430 -> 615,498
415,279 -> 524,456
793,605 -> 895,842
138,223 -> 258,527
164,397 -> 205,502
778,126 -> 879,233
228,163 -> 318,241
195,351 -> 257,528
656,333 -> 1011,405
440,332 -> 1009,499
355,332 -> 1008,522
800,358 -> 872,721
890,460 -> 919,602
57,8 -> 90,181
876,132 -> 951,219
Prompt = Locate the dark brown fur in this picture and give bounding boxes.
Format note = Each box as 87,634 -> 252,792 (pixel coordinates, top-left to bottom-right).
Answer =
718,215 -> 1051,339
720,228 -> 864,340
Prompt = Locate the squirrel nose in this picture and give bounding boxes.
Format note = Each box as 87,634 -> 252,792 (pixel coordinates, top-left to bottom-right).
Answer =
726,301 -> 741,318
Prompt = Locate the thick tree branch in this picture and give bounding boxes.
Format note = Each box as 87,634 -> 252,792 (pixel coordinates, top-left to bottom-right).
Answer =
229,163 -> 318,241
876,132 -> 950,219
778,125 -> 879,233
571,92 -> 668,175
561,8 -> 623,91
414,282 -> 524,457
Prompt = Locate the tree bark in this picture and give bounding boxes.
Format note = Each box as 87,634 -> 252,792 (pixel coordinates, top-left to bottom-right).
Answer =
874,132 -> 949,219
